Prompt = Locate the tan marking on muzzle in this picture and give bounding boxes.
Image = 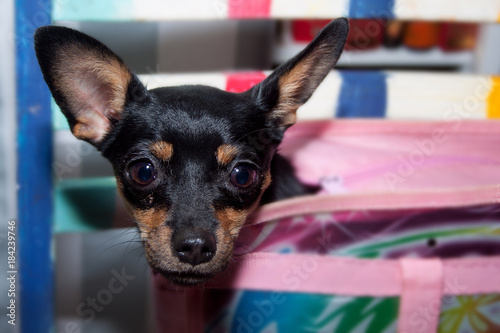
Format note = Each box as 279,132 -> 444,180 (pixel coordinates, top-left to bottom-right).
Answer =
133,208 -> 167,228
215,207 -> 250,238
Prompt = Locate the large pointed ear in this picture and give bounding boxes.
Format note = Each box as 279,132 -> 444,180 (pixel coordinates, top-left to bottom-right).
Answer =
34,26 -> 145,147
249,18 -> 348,132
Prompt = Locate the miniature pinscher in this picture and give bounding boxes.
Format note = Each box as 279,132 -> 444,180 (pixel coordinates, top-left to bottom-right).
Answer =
34,19 -> 348,285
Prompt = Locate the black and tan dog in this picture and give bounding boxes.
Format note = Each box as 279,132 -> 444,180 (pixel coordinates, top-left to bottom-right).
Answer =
34,19 -> 348,285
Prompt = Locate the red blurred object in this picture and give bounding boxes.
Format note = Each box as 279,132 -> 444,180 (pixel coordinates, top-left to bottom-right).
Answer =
345,19 -> 384,50
292,19 -> 384,51
439,23 -> 479,52
292,19 -> 331,42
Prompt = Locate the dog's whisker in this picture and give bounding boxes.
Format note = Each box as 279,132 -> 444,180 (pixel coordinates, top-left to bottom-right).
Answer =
123,232 -> 144,255
105,227 -> 139,244
129,219 -> 153,232
98,239 -> 143,256
123,244 -> 146,258
234,128 -> 271,145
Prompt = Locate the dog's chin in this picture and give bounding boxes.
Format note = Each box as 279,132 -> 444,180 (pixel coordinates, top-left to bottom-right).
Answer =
150,256 -> 231,286
154,268 -> 217,286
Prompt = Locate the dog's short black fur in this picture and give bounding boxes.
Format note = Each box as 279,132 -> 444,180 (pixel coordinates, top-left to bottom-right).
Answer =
34,19 -> 348,285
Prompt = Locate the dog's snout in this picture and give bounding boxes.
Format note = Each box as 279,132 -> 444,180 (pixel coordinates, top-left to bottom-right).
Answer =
172,229 -> 216,266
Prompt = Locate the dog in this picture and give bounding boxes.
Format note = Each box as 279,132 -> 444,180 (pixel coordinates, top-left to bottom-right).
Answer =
34,19 -> 348,285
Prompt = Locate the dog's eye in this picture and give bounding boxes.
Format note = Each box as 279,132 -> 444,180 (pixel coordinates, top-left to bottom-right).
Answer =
128,161 -> 156,186
230,165 -> 256,189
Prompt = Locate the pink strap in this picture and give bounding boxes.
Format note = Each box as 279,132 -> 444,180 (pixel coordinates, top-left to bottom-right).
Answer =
248,185 -> 500,228
154,253 -> 500,298
398,259 -> 443,333
284,119 -> 500,137
208,253 -> 401,296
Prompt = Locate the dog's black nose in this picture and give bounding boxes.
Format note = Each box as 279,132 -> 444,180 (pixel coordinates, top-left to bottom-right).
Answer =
172,229 -> 216,266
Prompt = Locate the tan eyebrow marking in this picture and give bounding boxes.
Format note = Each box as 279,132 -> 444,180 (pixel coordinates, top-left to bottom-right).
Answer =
150,141 -> 174,161
216,144 -> 239,166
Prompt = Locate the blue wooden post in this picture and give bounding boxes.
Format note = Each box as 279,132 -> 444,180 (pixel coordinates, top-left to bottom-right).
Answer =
16,0 -> 54,332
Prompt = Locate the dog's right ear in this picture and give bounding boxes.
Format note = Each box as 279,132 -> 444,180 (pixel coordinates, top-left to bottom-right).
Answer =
247,18 -> 348,136
34,26 -> 146,147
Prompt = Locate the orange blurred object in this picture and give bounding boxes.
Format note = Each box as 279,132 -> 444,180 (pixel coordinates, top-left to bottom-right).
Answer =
384,20 -> 406,48
403,21 -> 440,50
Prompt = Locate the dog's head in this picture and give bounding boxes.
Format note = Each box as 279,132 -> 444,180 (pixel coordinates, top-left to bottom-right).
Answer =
34,19 -> 348,285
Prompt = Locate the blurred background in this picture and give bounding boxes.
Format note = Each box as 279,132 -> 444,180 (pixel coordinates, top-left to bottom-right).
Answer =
51,18 -> 499,75
1,1 -> 500,332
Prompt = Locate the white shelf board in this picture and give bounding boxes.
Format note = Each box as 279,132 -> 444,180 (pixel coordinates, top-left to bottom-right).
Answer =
274,43 -> 475,69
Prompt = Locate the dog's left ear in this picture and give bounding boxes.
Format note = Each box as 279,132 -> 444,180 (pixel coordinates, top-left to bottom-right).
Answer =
248,18 -> 348,133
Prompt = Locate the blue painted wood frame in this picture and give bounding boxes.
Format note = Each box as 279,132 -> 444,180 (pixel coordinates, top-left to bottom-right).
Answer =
16,0 -> 53,332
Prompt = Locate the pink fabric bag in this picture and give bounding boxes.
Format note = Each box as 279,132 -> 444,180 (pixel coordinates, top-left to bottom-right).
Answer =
154,120 -> 500,333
